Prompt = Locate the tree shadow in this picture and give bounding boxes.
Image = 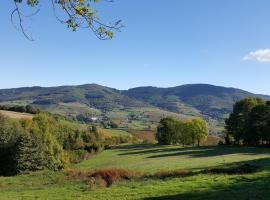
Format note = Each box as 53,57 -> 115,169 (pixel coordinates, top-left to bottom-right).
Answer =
116,144 -> 270,159
116,144 -> 162,151
143,174 -> 270,200
143,157 -> 270,200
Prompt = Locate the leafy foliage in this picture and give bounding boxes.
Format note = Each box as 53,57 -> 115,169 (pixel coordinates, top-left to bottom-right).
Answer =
0,111 -> 134,176
0,104 -> 40,114
12,0 -> 122,40
225,97 -> 270,145
156,117 -> 209,146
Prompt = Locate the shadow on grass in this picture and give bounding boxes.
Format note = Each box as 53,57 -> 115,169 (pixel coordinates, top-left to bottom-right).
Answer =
143,157 -> 270,200
143,174 -> 270,200
117,144 -> 270,159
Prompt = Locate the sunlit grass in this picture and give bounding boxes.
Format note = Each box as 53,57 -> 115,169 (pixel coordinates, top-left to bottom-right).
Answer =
2,145 -> 270,200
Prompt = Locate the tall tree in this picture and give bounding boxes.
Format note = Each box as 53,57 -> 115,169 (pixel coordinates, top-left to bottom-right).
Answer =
156,117 -> 209,146
246,103 -> 270,145
188,118 -> 209,146
156,117 -> 178,145
225,97 -> 265,144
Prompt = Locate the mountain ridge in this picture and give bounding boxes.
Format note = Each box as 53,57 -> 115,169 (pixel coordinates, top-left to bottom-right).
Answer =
0,83 -> 269,134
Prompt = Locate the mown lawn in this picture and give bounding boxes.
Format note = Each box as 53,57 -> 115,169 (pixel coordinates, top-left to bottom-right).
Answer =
1,145 -> 270,200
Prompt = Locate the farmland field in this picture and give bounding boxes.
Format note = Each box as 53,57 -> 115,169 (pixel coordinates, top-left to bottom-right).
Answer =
0,110 -> 33,119
1,145 -> 270,200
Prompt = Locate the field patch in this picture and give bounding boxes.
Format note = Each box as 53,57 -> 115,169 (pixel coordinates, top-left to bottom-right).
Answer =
0,110 -> 33,119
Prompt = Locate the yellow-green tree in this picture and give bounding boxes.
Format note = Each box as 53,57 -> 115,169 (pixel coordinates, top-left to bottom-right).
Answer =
188,118 -> 209,146
156,117 -> 209,146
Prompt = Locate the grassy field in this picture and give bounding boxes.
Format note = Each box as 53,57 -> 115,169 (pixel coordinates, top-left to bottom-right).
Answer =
105,129 -> 131,137
106,107 -> 196,130
1,145 -> 270,200
0,110 -> 33,119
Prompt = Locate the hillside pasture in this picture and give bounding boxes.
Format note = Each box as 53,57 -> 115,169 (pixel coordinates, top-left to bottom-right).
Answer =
0,110 -> 33,119
105,129 -> 131,137
129,130 -> 157,143
75,144 -> 270,172
2,145 -> 270,199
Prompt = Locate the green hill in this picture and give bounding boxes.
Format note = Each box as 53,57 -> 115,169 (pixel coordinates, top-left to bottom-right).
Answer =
124,84 -> 269,120
0,84 -> 268,134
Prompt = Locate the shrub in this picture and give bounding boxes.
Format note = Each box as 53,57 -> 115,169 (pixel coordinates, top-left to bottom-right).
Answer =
67,168 -> 194,188
67,168 -> 139,187
68,150 -> 93,164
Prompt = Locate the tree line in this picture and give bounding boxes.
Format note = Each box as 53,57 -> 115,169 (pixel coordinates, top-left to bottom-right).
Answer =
0,104 -> 40,114
156,117 -> 209,146
0,112 -> 134,176
225,97 -> 270,146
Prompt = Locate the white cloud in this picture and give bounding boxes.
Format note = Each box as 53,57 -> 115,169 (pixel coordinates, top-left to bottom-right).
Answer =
244,49 -> 270,63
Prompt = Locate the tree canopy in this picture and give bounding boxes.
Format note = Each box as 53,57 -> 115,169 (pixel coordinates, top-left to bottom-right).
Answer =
225,97 -> 270,146
0,111 -> 133,176
156,117 -> 209,146
12,0 -> 122,40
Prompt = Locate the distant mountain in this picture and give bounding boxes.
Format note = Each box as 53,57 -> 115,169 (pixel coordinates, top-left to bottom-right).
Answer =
0,84 -> 145,111
124,84 -> 270,120
0,83 -> 269,134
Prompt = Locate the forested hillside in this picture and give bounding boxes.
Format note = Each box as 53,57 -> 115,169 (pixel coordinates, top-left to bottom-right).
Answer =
0,84 -> 268,135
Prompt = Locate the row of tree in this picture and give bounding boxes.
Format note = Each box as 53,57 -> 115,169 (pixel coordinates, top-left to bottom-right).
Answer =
0,104 -> 40,114
0,112 -> 134,176
225,97 -> 270,146
156,117 -> 209,146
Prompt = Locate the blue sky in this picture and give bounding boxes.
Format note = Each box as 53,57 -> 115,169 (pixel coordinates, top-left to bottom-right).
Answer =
1,0 -> 270,94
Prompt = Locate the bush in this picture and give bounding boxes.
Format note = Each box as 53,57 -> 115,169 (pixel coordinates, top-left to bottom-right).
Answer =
67,168 -> 138,187
68,150 -> 93,164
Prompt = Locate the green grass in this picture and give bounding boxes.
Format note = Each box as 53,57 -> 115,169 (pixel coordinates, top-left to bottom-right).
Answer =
43,102 -> 102,117
106,107 -> 195,130
2,145 -> 270,199
105,129 -> 131,136
75,145 -> 270,172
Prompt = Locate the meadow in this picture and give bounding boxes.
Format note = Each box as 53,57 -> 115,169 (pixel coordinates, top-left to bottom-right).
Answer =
0,110 -> 33,119
1,144 -> 270,200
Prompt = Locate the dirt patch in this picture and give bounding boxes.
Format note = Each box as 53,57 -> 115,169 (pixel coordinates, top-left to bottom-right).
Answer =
201,135 -> 222,146
129,130 -> 156,143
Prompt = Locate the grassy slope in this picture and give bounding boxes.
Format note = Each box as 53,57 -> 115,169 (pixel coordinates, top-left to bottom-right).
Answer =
75,145 -> 270,172
0,110 -> 33,119
107,107 -> 194,130
105,129 -> 131,136
1,145 -> 270,199
40,102 -> 102,117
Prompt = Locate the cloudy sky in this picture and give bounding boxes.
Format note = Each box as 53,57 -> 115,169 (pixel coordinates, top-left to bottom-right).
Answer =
1,0 -> 270,94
